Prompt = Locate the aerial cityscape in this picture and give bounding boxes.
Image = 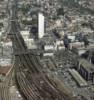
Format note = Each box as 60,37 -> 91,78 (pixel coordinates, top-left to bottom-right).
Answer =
0,0 -> 94,100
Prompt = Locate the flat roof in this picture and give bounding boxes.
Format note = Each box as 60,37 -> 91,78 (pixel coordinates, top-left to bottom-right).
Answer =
69,69 -> 88,87
79,59 -> 94,73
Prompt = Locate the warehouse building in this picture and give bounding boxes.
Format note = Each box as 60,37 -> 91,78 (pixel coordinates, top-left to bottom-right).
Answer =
77,59 -> 94,84
69,69 -> 88,87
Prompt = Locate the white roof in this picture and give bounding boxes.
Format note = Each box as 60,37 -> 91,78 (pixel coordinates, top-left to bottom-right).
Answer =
68,35 -> 75,41
0,32 -> 2,36
78,49 -> 86,56
24,38 -> 34,42
0,58 -> 11,66
4,42 -> 12,47
20,31 -> 30,35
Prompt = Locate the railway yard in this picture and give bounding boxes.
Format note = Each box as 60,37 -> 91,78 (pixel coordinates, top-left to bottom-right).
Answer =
0,0 -> 94,100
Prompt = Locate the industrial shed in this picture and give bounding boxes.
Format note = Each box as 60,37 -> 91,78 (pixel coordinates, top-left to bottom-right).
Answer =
78,59 -> 94,83
69,69 -> 88,87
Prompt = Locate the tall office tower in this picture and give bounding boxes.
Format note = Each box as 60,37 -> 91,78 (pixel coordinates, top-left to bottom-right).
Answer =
38,13 -> 44,38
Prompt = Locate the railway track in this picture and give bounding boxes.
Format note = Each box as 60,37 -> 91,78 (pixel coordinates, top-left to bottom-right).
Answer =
5,0 -> 77,100
14,54 -> 73,100
10,19 -> 76,99
15,55 -> 43,100
0,55 -> 14,100
0,83 -> 10,100
15,72 -> 42,100
14,51 -> 74,100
